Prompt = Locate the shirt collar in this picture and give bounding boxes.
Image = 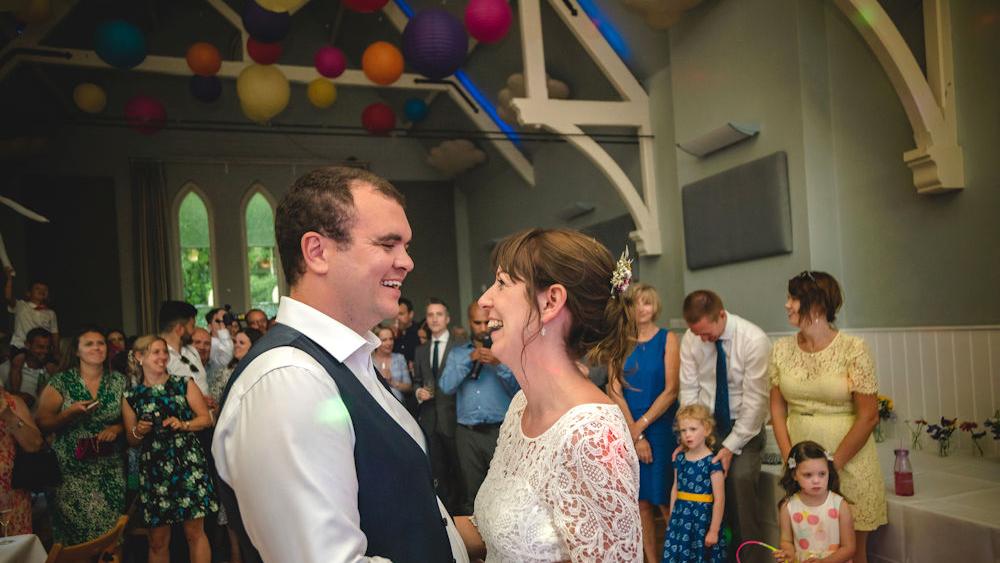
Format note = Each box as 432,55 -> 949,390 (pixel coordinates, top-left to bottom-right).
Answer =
275,296 -> 380,363
719,313 -> 735,342
432,330 -> 450,346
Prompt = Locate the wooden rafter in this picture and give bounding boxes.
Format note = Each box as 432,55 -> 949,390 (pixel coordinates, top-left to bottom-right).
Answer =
834,0 -> 964,193
511,0 -> 661,255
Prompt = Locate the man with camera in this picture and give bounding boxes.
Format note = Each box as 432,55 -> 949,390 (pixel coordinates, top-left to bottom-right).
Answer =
203,307 -> 235,372
438,302 -> 519,515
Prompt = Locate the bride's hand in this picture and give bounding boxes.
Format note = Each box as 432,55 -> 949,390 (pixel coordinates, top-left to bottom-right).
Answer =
453,516 -> 486,560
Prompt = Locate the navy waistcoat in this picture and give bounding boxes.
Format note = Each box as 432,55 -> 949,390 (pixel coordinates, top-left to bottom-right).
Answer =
217,323 -> 455,563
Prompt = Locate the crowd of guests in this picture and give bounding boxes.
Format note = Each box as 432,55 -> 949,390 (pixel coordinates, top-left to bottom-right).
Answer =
1,169 -> 887,563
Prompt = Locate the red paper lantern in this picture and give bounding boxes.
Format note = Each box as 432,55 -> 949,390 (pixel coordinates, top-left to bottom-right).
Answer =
361,102 -> 396,135
342,0 -> 389,13
247,37 -> 283,65
124,95 -> 167,135
465,0 -> 512,44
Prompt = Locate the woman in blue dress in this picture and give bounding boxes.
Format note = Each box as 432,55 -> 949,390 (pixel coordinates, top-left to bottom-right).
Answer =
609,283 -> 680,563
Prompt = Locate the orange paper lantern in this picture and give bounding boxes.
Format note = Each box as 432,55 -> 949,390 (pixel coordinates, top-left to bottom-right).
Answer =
361,41 -> 404,86
186,42 -> 222,76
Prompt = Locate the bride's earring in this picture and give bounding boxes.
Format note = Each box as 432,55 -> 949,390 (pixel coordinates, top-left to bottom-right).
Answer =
540,325 -> 547,337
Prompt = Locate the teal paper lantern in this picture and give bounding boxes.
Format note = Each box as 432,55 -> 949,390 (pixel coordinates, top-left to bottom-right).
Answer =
94,20 -> 146,69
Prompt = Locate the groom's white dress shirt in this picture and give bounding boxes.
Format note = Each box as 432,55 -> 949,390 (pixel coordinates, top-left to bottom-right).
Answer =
214,296 -> 469,563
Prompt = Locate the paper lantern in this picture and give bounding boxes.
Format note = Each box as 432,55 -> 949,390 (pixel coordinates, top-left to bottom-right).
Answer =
307,78 -> 337,108
342,0 -> 389,13
362,42 -> 404,86
186,42 -> 221,76
15,0 -> 51,24
190,75 -> 222,102
403,98 -> 428,122
242,2 -> 291,42
237,64 -> 290,123
314,46 -> 346,78
255,0 -> 307,12
465,0 -> 512,44
247,38 -> 283,65
362,102 -> 396,135
73,83 -> 107,114
402,9 -> 468,80
94,20 -> 147,69
124,95 -> 166,135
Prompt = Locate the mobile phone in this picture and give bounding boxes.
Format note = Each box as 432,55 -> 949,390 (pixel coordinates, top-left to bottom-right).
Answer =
85,401 -> 101,411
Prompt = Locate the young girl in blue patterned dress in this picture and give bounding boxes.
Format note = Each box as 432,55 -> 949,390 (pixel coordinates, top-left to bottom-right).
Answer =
663,404 -> 726,563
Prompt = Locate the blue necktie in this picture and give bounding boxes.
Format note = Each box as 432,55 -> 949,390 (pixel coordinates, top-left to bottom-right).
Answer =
431,340 -> 440,377
714,340 -> 732,441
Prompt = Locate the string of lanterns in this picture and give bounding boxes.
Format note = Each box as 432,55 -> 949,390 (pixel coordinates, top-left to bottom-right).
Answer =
59,0 -> 513,135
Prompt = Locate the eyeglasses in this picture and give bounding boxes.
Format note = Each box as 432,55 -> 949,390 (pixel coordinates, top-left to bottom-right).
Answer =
797,270 -> 816,282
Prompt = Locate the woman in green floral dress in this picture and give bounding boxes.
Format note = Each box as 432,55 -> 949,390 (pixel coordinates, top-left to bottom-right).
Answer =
122,335 -> 217,563
36,327 -> 127,545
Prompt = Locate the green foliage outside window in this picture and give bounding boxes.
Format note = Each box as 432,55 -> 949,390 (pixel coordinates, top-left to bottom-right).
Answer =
246,193 -> 278,318
179,192 -> 214,326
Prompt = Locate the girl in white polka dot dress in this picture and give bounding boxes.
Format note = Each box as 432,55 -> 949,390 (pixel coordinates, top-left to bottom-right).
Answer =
774,441 -> 856,563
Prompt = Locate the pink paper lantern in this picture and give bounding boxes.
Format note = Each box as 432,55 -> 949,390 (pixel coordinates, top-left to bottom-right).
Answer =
465,0 -> 512,44
361,102 -> 396,136
247,37 -> 283,65
124,95 -> 166,135
314,46 -> 347,78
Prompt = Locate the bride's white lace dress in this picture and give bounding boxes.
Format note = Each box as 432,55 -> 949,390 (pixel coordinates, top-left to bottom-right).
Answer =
474,391 -> 641,562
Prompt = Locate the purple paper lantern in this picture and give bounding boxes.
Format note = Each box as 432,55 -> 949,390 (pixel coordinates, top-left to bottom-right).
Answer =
465,0 -> 512,44
402,9 -> 468,80
314,46 -> 347,78
190,75 -> 222,102
242,2 -> 291,43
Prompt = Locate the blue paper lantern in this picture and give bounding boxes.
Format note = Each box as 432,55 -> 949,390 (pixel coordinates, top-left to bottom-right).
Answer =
242,2 -> 291,43
402,9 -> 468,80
190,75 -> 222,102
404,98 -> 429,122
94,20 -> 146,69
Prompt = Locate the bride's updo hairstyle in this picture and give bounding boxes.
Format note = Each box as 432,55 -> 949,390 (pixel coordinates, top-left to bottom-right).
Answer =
490,228 -> 638,389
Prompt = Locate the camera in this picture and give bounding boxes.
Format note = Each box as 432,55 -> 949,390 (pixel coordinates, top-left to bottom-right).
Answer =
221,304 -> 236,326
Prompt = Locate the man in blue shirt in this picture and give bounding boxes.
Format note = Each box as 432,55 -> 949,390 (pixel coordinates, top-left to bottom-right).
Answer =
439,302 -> 519,515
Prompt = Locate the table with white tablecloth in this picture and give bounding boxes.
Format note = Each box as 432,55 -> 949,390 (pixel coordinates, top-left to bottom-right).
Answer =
758,440 -> 1000,563
0,534 -> 47,563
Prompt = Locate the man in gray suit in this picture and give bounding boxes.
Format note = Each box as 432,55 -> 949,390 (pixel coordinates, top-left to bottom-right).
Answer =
413,298 -> 463,513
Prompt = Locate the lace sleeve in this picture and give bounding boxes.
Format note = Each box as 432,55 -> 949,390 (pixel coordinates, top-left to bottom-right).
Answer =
847,337 -> 877,395
546,408 -> 641,563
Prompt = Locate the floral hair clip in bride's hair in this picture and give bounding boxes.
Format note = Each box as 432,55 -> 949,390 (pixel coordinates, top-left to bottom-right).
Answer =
610,247 -> 632,297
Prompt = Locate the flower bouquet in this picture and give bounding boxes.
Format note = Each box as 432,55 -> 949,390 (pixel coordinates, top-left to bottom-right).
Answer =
926,417 -> 957,457
906,419 -> 927,450
875,395 -> 895,443
959,421 -> 987,457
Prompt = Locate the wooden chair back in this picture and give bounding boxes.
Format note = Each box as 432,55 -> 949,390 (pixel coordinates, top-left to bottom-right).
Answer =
44,514 -> 128,563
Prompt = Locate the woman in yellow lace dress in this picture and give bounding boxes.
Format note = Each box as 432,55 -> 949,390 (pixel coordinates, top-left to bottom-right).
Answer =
769,271 -> 886,563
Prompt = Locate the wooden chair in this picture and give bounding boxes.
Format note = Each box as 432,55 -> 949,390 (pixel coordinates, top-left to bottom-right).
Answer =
44,515 -> 128,563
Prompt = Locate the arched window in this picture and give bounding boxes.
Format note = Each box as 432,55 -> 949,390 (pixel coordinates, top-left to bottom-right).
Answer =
177,189 -> 215,324
245,191 -> 279,319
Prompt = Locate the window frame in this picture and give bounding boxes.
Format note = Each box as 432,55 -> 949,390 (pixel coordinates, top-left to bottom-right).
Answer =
170,182 -> 219,314
240,184 -> 285,316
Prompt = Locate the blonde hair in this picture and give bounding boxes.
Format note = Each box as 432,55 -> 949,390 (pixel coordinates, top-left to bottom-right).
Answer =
128,335 -> 166,386
674,404 -> 717,450
627,282 -> 661,322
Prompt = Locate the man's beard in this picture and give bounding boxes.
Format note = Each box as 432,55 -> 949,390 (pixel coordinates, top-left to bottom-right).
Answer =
181,332 -> 193,346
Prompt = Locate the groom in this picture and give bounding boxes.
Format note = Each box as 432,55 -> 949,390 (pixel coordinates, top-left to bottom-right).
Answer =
213,167 -> 468,562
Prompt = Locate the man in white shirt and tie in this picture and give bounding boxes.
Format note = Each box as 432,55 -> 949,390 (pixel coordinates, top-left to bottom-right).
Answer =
213,167 -> 469,563
679,290 -> 771,563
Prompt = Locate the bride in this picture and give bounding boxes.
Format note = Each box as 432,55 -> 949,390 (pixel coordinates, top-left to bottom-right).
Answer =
455,228 -> 641,562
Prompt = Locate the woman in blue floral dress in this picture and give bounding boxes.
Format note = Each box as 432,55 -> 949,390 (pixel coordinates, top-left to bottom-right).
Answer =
663,404 -> 726,563
122,335 -> 217,563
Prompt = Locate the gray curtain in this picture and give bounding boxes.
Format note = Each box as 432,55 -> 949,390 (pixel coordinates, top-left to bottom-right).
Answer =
130,161 -> 171,335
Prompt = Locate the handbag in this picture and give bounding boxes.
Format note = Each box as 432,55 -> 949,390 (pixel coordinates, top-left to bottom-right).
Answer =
74,436 -> 116,461
11,446 -> 63,492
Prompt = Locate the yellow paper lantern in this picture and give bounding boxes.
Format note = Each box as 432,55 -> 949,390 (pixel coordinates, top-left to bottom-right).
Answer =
72,83 -> 107,114
16,0 -> 51,24
237,64 -> 290,123
254,0 -> 307,12
307,78 -> 337,108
